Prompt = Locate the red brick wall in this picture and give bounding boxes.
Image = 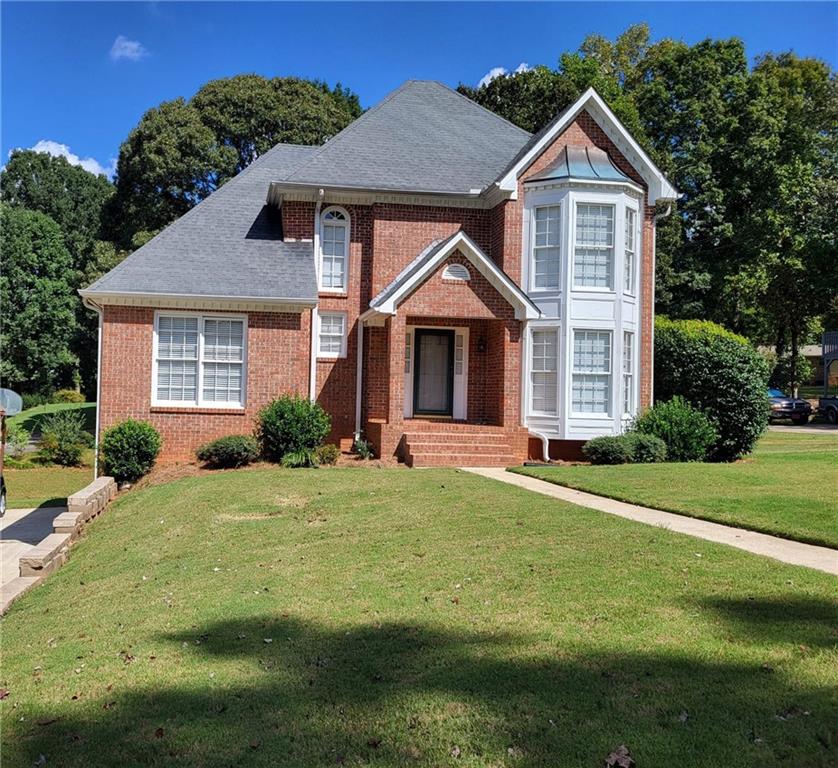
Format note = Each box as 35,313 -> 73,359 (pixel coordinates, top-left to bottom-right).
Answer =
99,305 -> 310,460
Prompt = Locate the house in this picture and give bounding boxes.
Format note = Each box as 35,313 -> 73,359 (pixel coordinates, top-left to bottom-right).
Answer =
81,81 -> 678,466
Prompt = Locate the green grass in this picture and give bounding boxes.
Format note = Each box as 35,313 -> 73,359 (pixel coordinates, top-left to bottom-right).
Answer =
4,460 -> 93,508
514,432 -> 838,549
7,401 -> 96,436
2,467 -> 836,767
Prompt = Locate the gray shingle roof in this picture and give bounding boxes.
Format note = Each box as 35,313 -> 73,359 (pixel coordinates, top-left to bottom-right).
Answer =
283,80 -> 532,194
83,143 -> 318,302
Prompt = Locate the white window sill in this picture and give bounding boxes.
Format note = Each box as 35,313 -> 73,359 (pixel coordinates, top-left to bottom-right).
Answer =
569,412 -> 613,420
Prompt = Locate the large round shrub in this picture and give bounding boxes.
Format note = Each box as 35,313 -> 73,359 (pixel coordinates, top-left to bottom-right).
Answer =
256,395 -> 331,461
632,396 -> 718,462
583,435 -> 633,465
102,419 -> 162,482
623,433 -> 668,464
196,435 -> 260,468
654,318 -> 769,461
52,389 -> 86,404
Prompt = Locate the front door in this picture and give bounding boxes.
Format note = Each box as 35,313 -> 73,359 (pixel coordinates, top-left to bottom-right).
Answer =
413,329 -> 455,416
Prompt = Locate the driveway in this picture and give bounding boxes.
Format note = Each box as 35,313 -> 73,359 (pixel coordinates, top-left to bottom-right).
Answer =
768,423 -> 838,435
0,506 -> 65,590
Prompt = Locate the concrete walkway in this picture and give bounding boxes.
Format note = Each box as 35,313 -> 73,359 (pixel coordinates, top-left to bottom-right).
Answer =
0,506 -> 66,612
464,468 -> 838,576
768,423 -> 838,435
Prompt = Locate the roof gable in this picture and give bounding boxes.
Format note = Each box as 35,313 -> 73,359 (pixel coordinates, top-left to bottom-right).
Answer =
495,88 -> 678,203
365,230 -> 540,321
283,81 -> 531,195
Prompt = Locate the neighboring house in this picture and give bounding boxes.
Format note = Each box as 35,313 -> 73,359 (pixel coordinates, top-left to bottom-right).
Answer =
81,81 -> 678,466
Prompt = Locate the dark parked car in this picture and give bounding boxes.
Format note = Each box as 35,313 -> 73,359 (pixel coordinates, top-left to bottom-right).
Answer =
768,388 -> 812,425
817,395 -> 838,424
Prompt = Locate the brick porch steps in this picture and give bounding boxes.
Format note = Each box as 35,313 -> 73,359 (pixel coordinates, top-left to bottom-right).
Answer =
403,424 -> 519,467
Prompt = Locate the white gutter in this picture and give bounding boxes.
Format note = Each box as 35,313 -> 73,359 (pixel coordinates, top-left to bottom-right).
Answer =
308,191 -> 324,401
354,318 -> 364,442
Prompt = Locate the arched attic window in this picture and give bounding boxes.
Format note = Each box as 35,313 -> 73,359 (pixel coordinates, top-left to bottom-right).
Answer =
319,206 -> 349,291
442,263 -> 470,282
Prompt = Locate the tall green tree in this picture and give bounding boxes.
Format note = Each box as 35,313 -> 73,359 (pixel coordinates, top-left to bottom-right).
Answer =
1,149 -> 113,269
0,205 -> 78,394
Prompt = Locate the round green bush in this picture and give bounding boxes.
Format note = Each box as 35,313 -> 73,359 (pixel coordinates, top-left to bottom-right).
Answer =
583,435 -> 634,465
256,395 -> 331,461
314,443 -> 341,466
39,410 -> 91,466
654,318 -> 769,461
196,435 -> 260,468
623,433 -> 668,463
633,396 -> 718,462
102,419 -> 162,482
52,389 -> 86,404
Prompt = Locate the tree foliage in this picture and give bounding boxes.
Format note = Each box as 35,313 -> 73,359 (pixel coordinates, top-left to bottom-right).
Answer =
0,204 -> 78,394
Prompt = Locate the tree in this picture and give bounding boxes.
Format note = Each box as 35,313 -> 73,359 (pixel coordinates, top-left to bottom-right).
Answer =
0,149 -> 113,269
0,205 -> 78,394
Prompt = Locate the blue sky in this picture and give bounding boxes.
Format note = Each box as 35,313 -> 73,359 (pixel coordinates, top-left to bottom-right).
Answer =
2,2 -> 836,177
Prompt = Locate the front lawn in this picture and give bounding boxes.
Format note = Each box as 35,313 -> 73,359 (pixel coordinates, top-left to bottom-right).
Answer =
514,431 -> 838,549
7,401 -> 96,436
2,467 -> 836,767
4,463 -> 93,508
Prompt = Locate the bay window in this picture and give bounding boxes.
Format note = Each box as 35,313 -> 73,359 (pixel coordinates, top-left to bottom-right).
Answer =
530,328 -> 558,414
532,205 -> 561,290
571,330 -> 612,414
154,314 -> 246,407
622,331 -> 634,415
624,208 -> 636,293
574,203 -> 614,289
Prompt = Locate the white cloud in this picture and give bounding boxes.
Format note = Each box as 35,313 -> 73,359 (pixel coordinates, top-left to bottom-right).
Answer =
21,140 -> 116,177
477,62 -> 532,89
110,35 -> 148,62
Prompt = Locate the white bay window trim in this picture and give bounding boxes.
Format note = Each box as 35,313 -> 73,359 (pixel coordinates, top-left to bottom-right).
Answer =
624,206 -> 638,294
530,204 -> 562,291
622,331 -> 635,416
571,329 -> 612,416
317,310 -> 348,358
528,326 -> 560,416
573,202 -> 615,290
152,311 -> 247,408
318,206 -> 349,293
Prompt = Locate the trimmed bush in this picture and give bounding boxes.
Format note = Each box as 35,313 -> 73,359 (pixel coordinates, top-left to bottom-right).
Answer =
623,433 -> 668,463
583,435 -> 634,465
21,393 -> 50,410
256,395 -> 331,461
196,435 -> 260,468
654,317 -> 769,461
633,396 -> 718,462
5,424 -> 31,459
314,443 -> 340,466
52,389 -> 86,404
102,419 -> 162,483
39,410 -> 92,466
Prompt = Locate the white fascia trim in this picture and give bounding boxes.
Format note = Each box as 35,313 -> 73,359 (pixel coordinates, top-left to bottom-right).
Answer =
497,87 -> 679,204
369,231 -> 540,321
79,289 -> 317,313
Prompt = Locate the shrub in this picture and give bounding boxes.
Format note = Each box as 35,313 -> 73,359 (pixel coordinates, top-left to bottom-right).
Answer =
583,435 -> 634,465
623,433 -> 668,463
5,424 -> 31,459
314,443 -> 340,466
21,393 -> 50,410
52,389 -> 86,404
256,395 -> 331,461
353,437 -> 374,460
39,411 -> 91,466
102,419 -> 162,482
633,396 -> 718,462
281,449 -> 318,468
654,317 -> 769,461
196,435 -> 260,468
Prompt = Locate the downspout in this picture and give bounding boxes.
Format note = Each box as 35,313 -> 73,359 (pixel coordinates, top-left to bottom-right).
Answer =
309,190 -> 324,402
354,319 -> 364,442
650,203 -> 673,408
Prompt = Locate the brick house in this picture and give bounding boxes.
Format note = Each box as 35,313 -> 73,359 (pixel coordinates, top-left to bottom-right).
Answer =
82,81 -> 678,466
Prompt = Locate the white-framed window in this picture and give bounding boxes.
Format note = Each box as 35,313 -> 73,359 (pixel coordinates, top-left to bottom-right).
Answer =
317,311 -> 347,358
624,207 -> 637,293
574,203 -> 614,289
532,205 -> 561,290
154,313 -> 246,408
623,331 -> 635,415
319,206 -> 349,292
530,328 -> 558,415
571,330 -> 612,414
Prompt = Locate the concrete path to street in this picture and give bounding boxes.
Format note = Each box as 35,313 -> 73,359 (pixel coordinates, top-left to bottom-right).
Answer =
768,423 -> 838,435
464,468 -> 838,576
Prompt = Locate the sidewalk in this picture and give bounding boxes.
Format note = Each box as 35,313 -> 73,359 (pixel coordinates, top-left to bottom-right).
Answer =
464,468 -> 838,576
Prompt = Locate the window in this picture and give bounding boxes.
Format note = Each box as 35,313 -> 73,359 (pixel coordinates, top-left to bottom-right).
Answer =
532,205 -> 561,289
442,263 -> 470,281
624,208 -> 636,293
154,314 -> 245,407
317,311 -> 347,358
623,331 -> 634,415
571,330 -> 612,414
530,329 -> 558,414
319,207 -> 349,291
574,203 -> 614,289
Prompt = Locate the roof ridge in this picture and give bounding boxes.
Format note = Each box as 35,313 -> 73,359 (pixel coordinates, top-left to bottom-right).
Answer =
434,80 -> 532,139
